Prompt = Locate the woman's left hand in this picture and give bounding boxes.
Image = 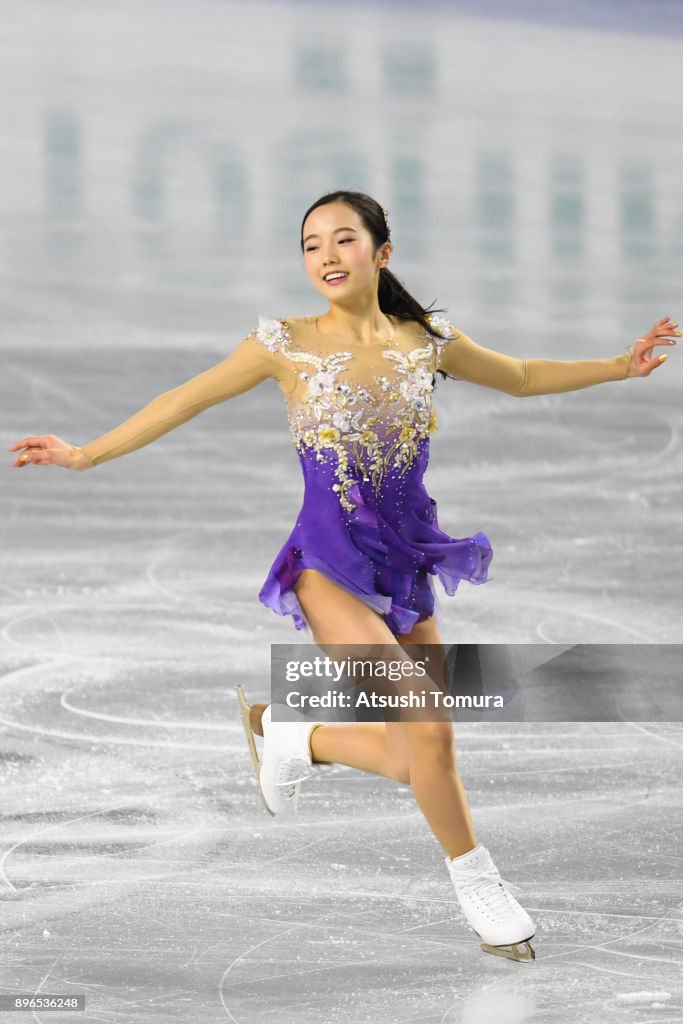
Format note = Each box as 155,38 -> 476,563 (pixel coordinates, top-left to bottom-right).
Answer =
626,316 -> 680,377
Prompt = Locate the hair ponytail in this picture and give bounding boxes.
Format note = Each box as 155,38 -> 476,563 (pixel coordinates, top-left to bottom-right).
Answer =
300,190 -> 452,381
378,265 -> 445,334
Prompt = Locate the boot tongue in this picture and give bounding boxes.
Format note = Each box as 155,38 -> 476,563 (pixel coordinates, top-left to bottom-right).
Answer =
447,844 -> 492,873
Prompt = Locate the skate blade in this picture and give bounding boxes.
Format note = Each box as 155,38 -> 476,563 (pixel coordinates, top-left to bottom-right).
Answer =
480,939 -> 535,963
234,685 -> 275,818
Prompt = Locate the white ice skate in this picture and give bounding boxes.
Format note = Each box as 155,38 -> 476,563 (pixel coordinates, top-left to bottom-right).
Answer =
445,844 -> 536,963
235,686 -> 332,818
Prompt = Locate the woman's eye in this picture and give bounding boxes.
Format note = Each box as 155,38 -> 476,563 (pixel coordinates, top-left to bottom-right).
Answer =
305,238 -> 353,253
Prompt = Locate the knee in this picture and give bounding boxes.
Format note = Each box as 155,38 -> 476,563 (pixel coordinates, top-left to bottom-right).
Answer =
402,721 -> 455,762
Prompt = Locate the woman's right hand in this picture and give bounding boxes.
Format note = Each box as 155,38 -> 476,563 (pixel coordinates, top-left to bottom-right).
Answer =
9,435 -> 94,471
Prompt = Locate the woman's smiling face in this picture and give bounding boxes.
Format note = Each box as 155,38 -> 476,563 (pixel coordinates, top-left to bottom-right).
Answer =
301,201 -> 391,301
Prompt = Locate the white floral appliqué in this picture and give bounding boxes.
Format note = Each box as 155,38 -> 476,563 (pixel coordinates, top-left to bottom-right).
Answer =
424,313 -> 457,356
255,316 -> 288,353
252,316 -> 453,511
307,369 -> 337,398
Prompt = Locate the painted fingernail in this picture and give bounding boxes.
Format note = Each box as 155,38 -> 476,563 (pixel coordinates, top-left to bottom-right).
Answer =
659,354 -> 668,362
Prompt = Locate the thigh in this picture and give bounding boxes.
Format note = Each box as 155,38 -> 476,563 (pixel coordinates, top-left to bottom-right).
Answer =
396,614 -> 449,694
294,571 -> 449,752
293,568 -> 400,646
294,570 -> 411,734
384,614 -> 442,756
396,613 -> 443,647
392,612 -> 453,738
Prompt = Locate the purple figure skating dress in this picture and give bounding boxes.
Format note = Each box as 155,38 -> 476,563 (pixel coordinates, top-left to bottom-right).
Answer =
73,308 -> 632,629
255,313 -> 492,637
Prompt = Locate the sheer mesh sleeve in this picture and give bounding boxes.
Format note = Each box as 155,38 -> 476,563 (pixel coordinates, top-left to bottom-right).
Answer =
75,326 -> 277,468
429,315 -> 632,396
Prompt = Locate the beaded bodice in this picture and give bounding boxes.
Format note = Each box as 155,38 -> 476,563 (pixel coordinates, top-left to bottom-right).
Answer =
254,314 -> 454,510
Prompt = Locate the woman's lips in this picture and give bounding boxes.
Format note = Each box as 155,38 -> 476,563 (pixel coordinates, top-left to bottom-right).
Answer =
324,273 -> 348,286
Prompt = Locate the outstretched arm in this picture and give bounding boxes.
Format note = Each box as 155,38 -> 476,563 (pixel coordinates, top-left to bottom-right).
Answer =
435,316 -> 678,396
70,331 -> 277,468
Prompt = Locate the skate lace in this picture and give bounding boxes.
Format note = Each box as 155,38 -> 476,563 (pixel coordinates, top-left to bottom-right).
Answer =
461,868 -> 521,917
276,760 -> 309,799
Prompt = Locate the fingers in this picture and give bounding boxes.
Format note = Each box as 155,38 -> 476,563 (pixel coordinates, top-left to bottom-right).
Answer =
11,446 -> 46,467
631,329 -> 675,377
9,437 -> 48,451
13,452 -> 55,467
637,329 -> 678,356
12,450 -> 35,467
643,351 -> 669,374
634,340 -> 675,364
654,316 -> 681,337
9,437 -> 49,468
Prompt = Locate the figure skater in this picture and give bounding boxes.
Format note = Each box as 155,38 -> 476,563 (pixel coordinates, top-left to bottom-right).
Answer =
10,190 -> 677,963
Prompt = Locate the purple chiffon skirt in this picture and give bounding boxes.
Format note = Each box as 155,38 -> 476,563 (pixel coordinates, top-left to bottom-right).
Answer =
258,438 -> 493,637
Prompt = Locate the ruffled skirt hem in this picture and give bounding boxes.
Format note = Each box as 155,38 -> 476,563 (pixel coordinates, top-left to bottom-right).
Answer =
258,530 -> 493,638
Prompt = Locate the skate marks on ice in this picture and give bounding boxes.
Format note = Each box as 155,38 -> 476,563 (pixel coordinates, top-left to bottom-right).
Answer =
429,392 -> 682,646
214,729 -> 681,1021
214,874 -> 682,1023
3,714 -> 681,1021
472,644 -> 683,723
2,598 -> 681,1022
2,611 -> 682,1023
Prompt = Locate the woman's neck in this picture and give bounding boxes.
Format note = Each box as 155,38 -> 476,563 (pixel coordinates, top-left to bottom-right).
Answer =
317,301 -> 394,345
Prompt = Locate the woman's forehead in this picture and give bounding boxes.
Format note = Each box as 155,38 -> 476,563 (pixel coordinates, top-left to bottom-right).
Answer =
303,202 -> 362,233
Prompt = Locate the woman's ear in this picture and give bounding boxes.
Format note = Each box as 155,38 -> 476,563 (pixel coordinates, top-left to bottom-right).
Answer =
379,241 -> 393,269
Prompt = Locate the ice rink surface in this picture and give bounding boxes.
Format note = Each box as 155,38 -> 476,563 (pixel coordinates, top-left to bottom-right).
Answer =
1,1 -> 682,1020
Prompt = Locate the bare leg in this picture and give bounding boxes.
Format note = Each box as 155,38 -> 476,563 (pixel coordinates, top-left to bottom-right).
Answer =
250,703 -> 406,781
291,568 -> 477,859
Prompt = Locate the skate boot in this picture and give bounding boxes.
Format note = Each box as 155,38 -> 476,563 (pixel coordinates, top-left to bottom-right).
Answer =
235,686 -> 332,818
445,844 -> 536,963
